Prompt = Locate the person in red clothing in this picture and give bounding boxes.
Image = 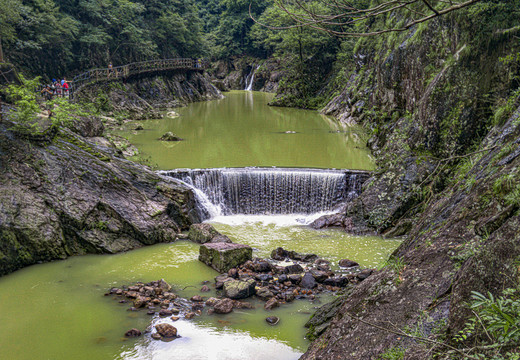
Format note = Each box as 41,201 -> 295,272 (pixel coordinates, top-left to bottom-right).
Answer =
62,78 -> 70,97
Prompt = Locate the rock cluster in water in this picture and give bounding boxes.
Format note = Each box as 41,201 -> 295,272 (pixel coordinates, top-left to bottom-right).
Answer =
108,246 -> 374,340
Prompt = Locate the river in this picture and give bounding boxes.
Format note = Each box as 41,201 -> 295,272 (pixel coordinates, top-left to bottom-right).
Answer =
0,91 -> 398,360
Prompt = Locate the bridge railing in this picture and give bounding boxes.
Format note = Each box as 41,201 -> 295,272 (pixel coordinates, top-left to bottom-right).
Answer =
70,58 -> 207,97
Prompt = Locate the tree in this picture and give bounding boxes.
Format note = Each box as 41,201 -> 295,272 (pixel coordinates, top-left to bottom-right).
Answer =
252,0 -> 483,37
0,0 -> 24,62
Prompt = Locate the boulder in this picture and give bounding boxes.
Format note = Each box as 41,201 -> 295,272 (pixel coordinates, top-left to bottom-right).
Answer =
155,323 -> 178,338
264,298 -> 279,310
223,279 -> 256,299
310,270 -> 329,283
357,269 -> 374,281
213,298 -> 234,314
188,223 -> 221,244
158,279 -> 172,292
159,309 -> 173,317
199,243 -> 252,273
158,132 -> 183,141
285,264 -> 304,274
256,286 -> 275,300
339,259 -> 359,268
124,328 -> 142,337
266,316 -> 280,325
301,272 -> 317,289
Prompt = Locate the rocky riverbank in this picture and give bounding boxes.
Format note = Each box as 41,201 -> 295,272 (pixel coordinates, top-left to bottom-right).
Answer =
0,116 -> 200,276
77,71 -> 223,120
298,9 -> 520,360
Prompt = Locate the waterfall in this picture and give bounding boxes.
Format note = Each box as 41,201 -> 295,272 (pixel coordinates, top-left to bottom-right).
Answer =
161,168 -> 370,219
244,65 -> 260,91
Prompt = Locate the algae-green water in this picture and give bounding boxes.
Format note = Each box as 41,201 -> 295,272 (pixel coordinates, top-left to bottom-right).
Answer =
0,226 -> 400,360
120,91 -> 373,170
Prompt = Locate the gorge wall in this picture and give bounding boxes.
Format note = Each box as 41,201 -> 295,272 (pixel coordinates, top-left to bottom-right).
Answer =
301,5 -> 520,360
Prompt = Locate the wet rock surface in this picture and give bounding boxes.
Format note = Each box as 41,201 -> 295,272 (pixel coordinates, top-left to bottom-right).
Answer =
0,122 -> 199,276
188,223 -> 232,244
199,242 -> 253,273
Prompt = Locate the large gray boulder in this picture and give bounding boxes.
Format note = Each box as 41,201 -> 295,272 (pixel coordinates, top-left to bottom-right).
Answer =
199,243 -> 252,273
223,279 -> 256,299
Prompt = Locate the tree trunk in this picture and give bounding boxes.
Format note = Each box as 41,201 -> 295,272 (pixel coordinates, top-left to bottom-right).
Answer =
0,37 -> 4,63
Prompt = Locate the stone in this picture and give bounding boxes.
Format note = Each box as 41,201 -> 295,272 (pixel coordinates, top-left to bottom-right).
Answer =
159,309 -> 173,317
233,301 -> 254,309
228,268 -> 239,278
133,296 -> 147,308
158,132 -> 183,141
205,297 -> 219,306
223,279 -> 256,299
264,298 -> 279,310
357,269 -> 374,281
134,125 -> 144,131
191,295 -> 204,302
213,298 -> 234,314
188,223 -> 222,244
184,312 -> 195,319
210,235 -> 233,243
301,272 -> 317,289
265,316 -> 280,325
310,270 -> 329,283
155,323 -> 177,338
171,316 -> 179,321
256,287 -> 275,300
199,243 -> 252,273
339,259 -> 359,268
200,285 -> 210,292
158,279 -> 172,292
284,264 -> 304,274
253,261 -> 271,272
323,276 -> 349,287
271,247 -> 288,260
151,333 -> 162,340
124,328 -> 142,337
255,273 -> 273,282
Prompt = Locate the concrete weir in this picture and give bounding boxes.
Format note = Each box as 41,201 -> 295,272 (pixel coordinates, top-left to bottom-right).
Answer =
160,167 -> 371,217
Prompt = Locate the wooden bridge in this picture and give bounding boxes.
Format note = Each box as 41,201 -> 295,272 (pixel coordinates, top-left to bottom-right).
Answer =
69,58 -> 207,97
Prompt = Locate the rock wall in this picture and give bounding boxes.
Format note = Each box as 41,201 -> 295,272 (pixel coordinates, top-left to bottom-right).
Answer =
210,57 -> 284,93
302,9 -> 520,360
0,119 -> 200,276
77,71 -> 223,119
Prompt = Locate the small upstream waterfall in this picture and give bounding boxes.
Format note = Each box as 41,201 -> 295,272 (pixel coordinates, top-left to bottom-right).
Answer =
244,65 -> 260,91
161,168 -> 370,219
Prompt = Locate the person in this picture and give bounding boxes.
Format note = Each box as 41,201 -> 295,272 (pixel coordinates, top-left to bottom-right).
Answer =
40,85 -> 53,101
108,62 -> 113,78
62,78 -> 70,97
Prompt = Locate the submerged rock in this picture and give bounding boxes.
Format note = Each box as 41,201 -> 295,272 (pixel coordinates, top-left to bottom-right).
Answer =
199,243 -> 252,273
124,328 -> 142,337
265,316 -> 280,325
158,132 -> 183,141
338,259 -> 359,268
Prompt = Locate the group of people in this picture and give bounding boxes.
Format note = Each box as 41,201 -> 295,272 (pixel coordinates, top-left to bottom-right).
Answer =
40,78 -> 70,100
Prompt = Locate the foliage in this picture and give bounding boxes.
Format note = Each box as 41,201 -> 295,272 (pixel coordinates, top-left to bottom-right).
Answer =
2,75 -> 41,129
453,289 -> 520,359
3,0 -> 206,77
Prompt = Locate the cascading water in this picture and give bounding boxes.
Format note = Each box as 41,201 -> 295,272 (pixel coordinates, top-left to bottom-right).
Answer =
244,64 -> 260,91
160,168 -> 370,222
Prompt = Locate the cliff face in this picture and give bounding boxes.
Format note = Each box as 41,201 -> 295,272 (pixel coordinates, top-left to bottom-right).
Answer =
302,6 -> 520,360
77,71 -> 223,119
0,120 -> 200,276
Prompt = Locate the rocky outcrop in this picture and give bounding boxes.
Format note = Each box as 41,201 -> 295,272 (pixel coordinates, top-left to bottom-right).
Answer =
209,57 -> 284,92
0,120 -> 199,276
77,71 -> 223,119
